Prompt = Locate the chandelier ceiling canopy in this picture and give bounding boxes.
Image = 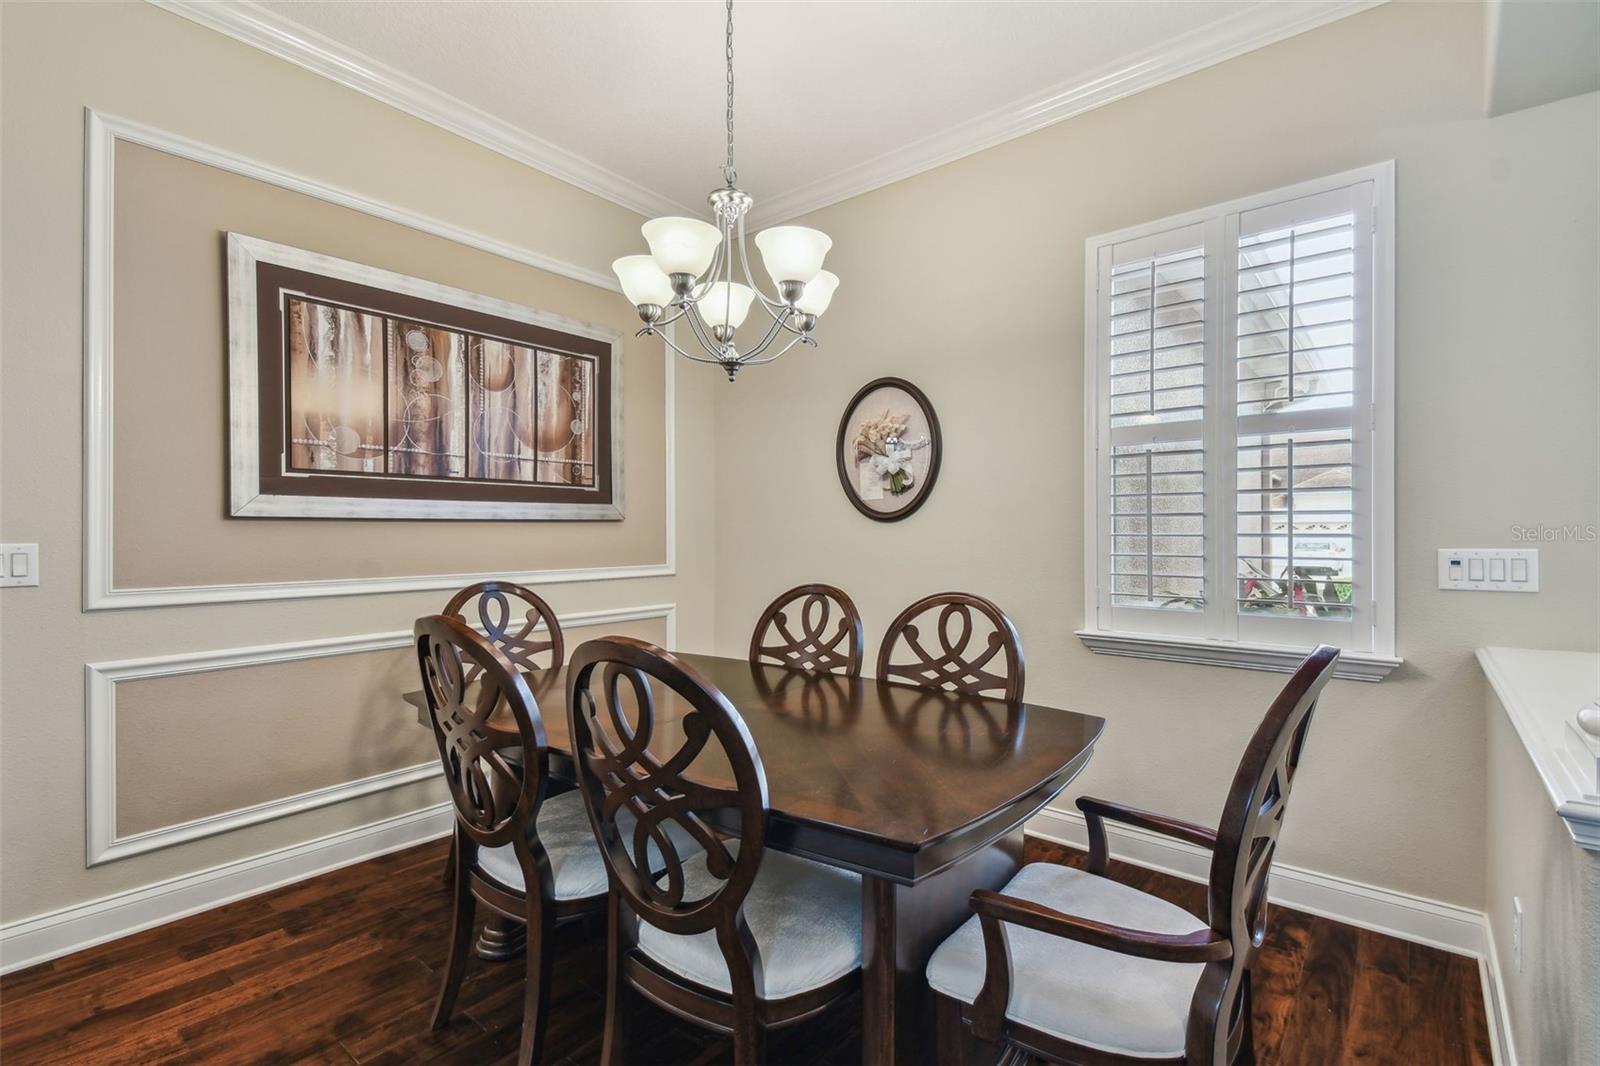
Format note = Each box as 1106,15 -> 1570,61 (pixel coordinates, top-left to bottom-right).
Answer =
612,0 -> 837,380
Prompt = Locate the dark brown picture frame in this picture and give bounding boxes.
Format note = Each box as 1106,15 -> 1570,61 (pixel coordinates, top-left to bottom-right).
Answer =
835,376 -> 942,523
228,233 -> 624,521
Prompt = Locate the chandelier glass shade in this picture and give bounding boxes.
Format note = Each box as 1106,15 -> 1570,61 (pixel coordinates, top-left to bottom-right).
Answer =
612,0 -> 837,380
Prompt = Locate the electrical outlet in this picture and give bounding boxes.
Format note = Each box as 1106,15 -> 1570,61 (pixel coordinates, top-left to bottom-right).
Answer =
1513,897 -> 1524,973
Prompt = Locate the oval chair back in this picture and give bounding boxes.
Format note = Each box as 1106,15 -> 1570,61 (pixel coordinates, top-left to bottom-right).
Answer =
876,592 -> 1025,702
567,637 -> 771,994
444,581 -> 565,679
414,614 -> 550,858
1195,643 -> 1340,1063
748,583 -> 864,676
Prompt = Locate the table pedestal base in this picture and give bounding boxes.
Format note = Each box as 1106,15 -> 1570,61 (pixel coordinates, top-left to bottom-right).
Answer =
475,917 -> 527,961
861,827 -> 1025,1066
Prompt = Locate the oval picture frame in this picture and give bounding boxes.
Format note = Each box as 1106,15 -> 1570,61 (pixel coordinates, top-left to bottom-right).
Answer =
835,377 -> 942,522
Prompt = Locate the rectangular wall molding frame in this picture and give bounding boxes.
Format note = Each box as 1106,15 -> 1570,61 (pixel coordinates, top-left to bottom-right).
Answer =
83,109 -> 676,610
85,603 -> 677,865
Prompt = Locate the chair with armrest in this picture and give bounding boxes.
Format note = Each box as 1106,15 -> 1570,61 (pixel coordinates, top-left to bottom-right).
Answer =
925,644 -> 1340,1065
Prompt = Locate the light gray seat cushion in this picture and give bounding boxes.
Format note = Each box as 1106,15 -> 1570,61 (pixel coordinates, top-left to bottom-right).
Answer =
476,790 -> 696,902
926,862 -> 1208,1059
636,845 -> 862,1000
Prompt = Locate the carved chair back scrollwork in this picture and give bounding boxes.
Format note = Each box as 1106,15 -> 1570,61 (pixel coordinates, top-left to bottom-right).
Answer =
567,637 -> 771,992
415,614 -> 550,855
443,581 -> 565,681
748,584 -> 864,677
876,592 -> 1025,702
1194,643 -> 1339,1064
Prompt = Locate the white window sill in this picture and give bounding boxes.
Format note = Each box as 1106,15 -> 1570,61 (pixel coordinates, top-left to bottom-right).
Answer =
1075,629 -> 1402,682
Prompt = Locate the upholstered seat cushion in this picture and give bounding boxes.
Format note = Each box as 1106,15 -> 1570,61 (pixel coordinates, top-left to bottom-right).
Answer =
926,862 -> 1208,1059
636,845 -> 862,1000
476,790 -> 695,902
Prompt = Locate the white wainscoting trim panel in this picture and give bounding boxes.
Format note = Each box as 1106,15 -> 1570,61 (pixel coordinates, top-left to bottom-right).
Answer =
2,803 -> 452,975
83,109 -> 677,609
1027,807 -> 1487,957
86,603 -> 677,865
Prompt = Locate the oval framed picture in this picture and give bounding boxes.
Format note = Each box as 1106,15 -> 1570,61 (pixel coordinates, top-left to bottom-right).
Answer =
836,377 -> 942,522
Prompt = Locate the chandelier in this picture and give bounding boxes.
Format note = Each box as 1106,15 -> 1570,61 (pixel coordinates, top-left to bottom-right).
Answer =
612,0 -> 838,380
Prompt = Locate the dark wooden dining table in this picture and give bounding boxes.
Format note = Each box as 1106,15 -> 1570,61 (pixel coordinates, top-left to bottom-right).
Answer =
405,652 -> 1103,1066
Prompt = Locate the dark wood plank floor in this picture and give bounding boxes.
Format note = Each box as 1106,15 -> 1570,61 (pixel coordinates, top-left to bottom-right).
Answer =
0,835 -> 1492,1065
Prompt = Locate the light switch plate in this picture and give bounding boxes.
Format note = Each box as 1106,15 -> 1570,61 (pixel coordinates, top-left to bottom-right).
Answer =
0,544 -> 39,588
1437,548 -> 1538,592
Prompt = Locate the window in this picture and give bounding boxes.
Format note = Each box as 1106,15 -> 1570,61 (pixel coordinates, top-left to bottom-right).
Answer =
1079,165 -> 1396,679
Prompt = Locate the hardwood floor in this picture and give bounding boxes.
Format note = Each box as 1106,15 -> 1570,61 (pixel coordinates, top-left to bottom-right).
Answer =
0,836 -> 1492,1065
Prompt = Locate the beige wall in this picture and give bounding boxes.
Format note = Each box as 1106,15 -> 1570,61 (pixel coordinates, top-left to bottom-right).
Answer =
113,615 -> 667,838
1485,691 -> 1600,1064
0,2 -> 718,923
111,141 -> 667,588
713,2 -> 1600,908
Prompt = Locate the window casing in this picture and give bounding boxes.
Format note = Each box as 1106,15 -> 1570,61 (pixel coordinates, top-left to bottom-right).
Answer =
1081,165 -> 1395,673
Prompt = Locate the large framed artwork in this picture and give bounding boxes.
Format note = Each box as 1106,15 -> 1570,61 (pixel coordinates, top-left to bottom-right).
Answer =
227,233 -> 624,520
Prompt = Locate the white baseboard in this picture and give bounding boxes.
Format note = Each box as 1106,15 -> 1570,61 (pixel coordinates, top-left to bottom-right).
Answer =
1478,918 -> 1518,1066
1026,807 -> 1489,958
0,798 -> 1522,1066
0,803 -> 451,975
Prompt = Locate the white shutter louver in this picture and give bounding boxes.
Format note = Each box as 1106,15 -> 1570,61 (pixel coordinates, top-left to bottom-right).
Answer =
1234,214 -> 1357,417
1108,248 -> 1206,427
1235,430 -> 1354,619
1110,441 -> 1205,610
1098,227 -> 1210,628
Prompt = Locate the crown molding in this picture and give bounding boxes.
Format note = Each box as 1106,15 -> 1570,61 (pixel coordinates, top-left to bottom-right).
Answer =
750,0 -> 1384,225
148,0 -> 1381,228
147,0 -> 689,220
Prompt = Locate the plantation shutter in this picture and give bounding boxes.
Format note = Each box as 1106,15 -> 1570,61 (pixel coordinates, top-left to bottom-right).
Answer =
1228,183 -> 1373,650
1087,169 -> 1390,662
1095,222 -> 1215,638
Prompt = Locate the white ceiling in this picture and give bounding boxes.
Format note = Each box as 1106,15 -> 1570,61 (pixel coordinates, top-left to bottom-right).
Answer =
166,0 -> 1377,221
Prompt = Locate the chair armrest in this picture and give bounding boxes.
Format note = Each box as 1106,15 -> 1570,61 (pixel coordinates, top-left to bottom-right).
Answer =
964,888 -> 1230,1041
1075,796 -> 1218,875
971,890 -> 1231,963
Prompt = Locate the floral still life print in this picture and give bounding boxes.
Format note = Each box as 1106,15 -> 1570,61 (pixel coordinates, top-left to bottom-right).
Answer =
836,378 -> 942,522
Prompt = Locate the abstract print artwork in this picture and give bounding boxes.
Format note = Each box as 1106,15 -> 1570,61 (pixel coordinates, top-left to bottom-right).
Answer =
231,233 -> 620,520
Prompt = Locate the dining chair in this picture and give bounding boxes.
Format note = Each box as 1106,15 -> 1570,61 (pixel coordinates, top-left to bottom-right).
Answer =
413,614 -> 608,1066
925,644 -> 1341,1066
436,581 -> 566,889
567,637 -> 864,1066
877,592 -> 1026,702
443,580 -> 565,677
748,582 -> 865,676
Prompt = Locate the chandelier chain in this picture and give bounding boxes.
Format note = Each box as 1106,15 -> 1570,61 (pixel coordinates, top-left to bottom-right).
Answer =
723,0 -> 737,186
